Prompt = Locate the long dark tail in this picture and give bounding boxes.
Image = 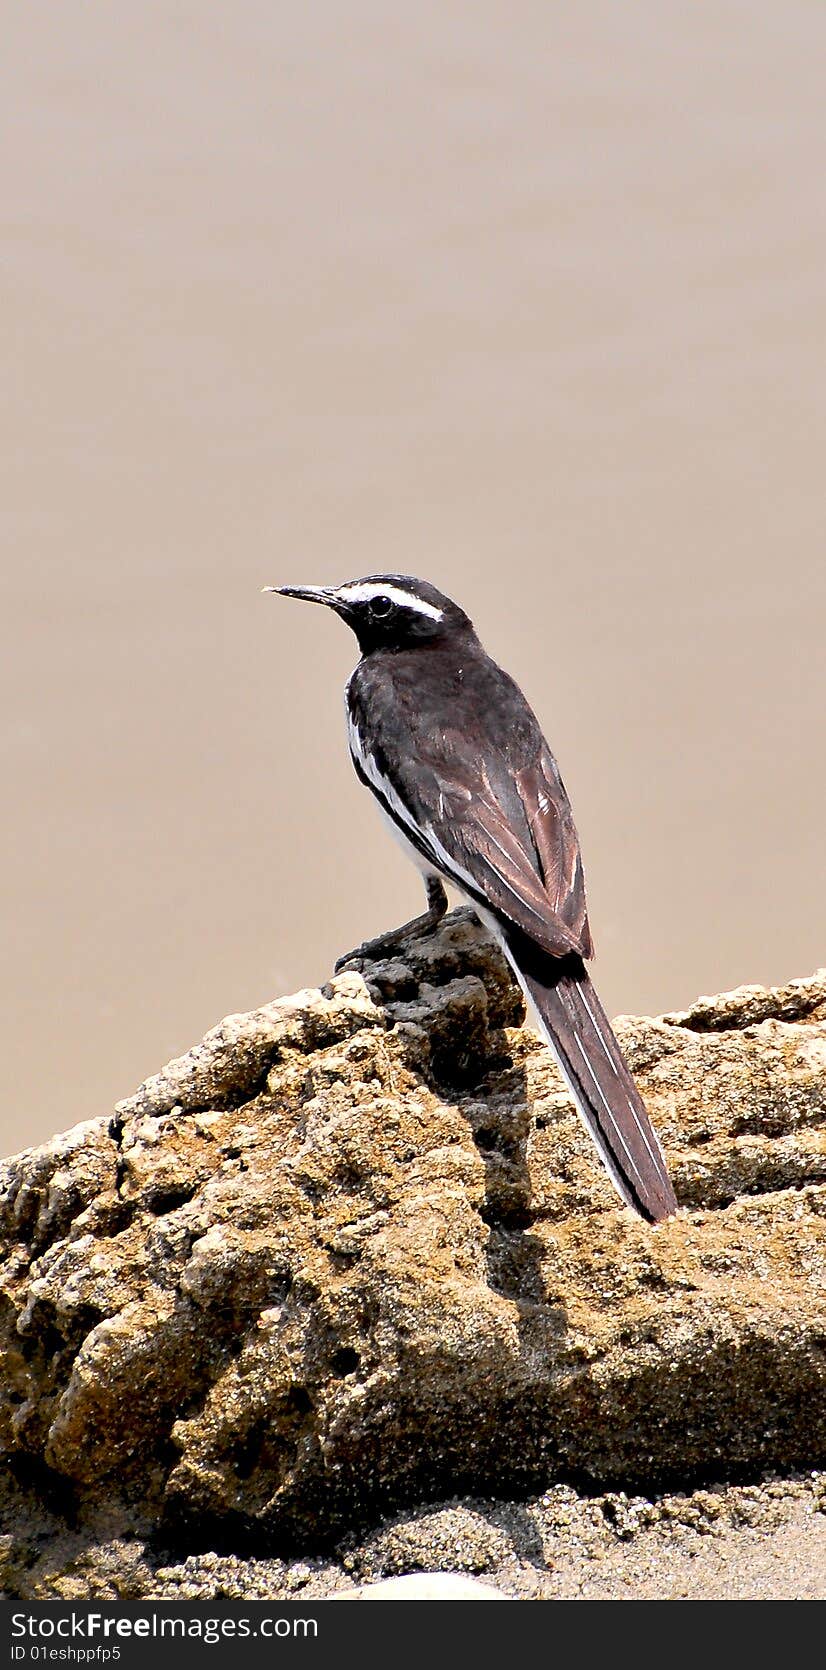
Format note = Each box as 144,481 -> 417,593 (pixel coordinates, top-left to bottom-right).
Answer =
504,941 -> 677,1222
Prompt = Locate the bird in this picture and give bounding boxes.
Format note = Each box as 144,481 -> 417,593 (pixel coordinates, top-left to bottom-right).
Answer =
264,574 -> 677,1224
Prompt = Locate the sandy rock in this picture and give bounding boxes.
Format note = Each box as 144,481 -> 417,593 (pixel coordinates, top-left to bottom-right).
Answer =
1,910 -> 825,1594
335,1572 -> 507,1599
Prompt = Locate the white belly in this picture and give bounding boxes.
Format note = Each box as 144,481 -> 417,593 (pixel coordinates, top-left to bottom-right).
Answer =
376,802 -> 442,883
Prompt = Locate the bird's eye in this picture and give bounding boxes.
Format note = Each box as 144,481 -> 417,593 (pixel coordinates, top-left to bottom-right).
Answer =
369,594 -> 394,620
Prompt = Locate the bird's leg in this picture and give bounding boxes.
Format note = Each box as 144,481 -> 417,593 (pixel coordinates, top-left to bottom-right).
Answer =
334,877 -> 448,972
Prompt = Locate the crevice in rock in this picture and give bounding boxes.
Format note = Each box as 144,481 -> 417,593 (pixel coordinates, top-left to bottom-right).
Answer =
676,1171 -> 826,1212
330,1347 -> 360,1378
146,1183 -> 198,1216
108,1112 -> 128,1197
7,1453 -> 80,1530
150,1447 -> 825,1565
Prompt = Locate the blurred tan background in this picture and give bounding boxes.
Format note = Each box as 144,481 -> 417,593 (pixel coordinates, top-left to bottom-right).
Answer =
3,1 -> 825,1155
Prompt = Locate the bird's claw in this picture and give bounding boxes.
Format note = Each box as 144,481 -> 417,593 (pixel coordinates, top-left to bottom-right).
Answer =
334,932 -> 404,973
334,948 -> 367,974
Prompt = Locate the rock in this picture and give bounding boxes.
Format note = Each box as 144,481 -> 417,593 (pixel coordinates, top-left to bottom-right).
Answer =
334,1573 -> 507,1599
1,908 -> 825,1598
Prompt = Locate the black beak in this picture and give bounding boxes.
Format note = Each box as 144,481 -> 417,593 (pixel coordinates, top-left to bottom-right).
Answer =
261,584 -> 341,609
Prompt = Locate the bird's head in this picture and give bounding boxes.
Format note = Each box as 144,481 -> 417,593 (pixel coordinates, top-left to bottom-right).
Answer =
263,574 -> 472,654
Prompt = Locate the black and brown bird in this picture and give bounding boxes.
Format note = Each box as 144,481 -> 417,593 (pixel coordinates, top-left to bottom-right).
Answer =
265,574 -> 677,1223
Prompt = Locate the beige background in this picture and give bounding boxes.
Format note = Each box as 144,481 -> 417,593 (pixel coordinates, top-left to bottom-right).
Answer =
3,1 -> 825,1154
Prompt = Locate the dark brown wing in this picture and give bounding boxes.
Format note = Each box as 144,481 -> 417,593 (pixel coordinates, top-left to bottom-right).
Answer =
347,649 -> 593,961
385,730 -> 592,961
513,754 -> 593,957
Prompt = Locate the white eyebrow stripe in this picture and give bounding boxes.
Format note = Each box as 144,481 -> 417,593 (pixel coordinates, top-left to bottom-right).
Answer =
334,582 -> 444,621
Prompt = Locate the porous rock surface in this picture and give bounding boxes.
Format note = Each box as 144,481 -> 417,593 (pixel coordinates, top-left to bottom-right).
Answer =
1,911 -> 825,1597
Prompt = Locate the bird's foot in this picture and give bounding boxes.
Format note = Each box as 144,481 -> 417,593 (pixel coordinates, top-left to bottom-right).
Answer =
334,920 -> 429,973
334,881 -> 449,974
